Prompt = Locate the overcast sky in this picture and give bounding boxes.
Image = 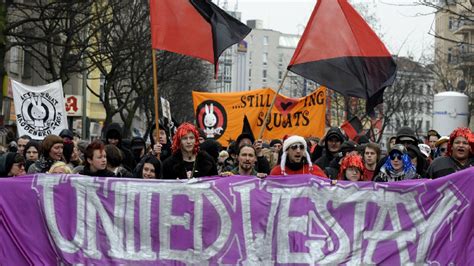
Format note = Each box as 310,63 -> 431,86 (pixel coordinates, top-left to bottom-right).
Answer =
223,0 -> 436,61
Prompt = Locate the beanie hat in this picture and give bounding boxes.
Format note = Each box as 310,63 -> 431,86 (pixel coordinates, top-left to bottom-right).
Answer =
41,135 -> 64,155
59,129 -> 74,140
269,139 -> 282,147
395,127 -> 418,144
280,135 -> 312,175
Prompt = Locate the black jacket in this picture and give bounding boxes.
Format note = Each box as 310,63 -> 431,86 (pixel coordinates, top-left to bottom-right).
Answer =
79,165 -> 116,177
103,122 -> 136,171
162,150 -> 218,179
426,156 -> 474,179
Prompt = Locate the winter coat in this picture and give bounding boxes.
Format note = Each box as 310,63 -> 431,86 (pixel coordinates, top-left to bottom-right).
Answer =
161,150 -> 218,179
426,156 -> 474,179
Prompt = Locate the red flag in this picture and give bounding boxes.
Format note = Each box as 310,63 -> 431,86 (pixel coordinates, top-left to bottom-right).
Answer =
341,116 -> 363,141
287,0 -> 396,114
149,0 -> 251,73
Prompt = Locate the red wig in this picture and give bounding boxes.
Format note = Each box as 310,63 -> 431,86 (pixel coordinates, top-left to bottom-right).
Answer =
338,154 -> 364,180
171,122 -> 200,155
447,127 -> 473,157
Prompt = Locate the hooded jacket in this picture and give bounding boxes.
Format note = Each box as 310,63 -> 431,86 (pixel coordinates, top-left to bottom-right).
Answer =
314,127 -> 346,170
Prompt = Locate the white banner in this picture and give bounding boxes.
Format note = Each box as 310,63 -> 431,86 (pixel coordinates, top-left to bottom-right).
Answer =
11,79 -> 68,139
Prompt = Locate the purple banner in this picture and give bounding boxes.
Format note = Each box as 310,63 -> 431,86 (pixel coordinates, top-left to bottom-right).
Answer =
1,169 -> 474,264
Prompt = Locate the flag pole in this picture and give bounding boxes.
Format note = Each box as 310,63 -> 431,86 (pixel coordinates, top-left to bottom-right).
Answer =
257,69 -> 289,139
152,49 -> 160,156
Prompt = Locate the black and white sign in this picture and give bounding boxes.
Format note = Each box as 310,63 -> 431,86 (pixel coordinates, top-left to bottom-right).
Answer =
11,79 -> 68,139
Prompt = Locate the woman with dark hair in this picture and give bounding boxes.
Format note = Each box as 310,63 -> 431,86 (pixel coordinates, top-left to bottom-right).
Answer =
79,140 -> 115,177
0,152 -> 26,177
162,122 -> 217,179
23,140 -> 40,172
373,144 -> 420,182
28,135 -> 64,174
133,154 -> 161,179
105,144 -> 132,177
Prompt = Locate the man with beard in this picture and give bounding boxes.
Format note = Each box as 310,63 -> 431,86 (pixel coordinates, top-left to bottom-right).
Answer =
270,135 -> 327,177
427,127 -> 474,179
229,144 -> 267,178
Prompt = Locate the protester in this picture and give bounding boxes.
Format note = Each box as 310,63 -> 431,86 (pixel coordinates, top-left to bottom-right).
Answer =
324,140 -> 358,179
434,136 -> 449,158
269,139 -> 283,154
48,161 -> 72,174
426,129 -> 440,159
234,133 -> 270,174
362,142 -> 380,181
79,141 -> 115,177
150,122 -> 172,162
103,122 -> 134,171
427,127 -> 474,179
17,135 -> 31,155
162,123 -> 217,179
338,154 -> 364,181
133,154 -> 161,179
23,140 -> 40,171
373,144 -> 419,182
395,126 -> 419,147
105,144 -> 132,177
28,135 -> 64,174
225,144 -> 267,178
387,136 -> 397,151
0,152 -> 26,177
131,136 -> 147,164
270,135 -> 327,177
314,127 -> 345,170
59,129 -> 74,142
200,139 -> 222,163
405,144 -> 428,177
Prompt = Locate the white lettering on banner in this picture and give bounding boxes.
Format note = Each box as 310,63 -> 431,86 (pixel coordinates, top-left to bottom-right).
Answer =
36,177 -> 467,263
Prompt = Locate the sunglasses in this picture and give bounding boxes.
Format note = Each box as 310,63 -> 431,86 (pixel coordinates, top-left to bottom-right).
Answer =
389,153 -> 403,160
440,148 -> 446,152
289,144 -> 305,150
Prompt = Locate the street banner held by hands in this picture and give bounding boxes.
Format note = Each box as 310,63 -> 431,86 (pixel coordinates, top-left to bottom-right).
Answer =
193,87 -> 326,145
11,79 -> 68,139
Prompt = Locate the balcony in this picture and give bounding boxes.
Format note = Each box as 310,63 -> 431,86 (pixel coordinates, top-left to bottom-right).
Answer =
453,18 -> 474,35
452,44 -> 474,69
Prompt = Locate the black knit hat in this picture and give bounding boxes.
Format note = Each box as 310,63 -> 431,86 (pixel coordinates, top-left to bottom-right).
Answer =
269,139 -> 282,147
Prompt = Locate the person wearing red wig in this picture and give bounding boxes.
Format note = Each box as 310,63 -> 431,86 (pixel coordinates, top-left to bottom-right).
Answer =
427,127 -> 474,179
338,154 -> 364,181
161,123 -> 217,179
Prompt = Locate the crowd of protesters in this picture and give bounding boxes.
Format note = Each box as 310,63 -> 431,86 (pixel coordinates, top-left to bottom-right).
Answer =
0,120 -> 472,182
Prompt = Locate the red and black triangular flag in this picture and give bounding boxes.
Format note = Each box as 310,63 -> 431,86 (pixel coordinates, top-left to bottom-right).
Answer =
150,0 -> 251,74
341,116 -> 363,141
287,0 -> 396,114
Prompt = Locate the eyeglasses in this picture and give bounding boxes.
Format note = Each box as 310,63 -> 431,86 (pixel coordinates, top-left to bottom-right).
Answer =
389,153 -> 403,160
289,144 -> 305,150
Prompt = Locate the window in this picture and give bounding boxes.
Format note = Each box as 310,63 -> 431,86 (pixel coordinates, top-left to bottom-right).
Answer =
278,53 -> 283,66
426,121 -> 430,133
448,48 -> 452,64
263,53 -> 268,66
263,36 -> 269,46
249,52 -> 252,65
224,83 -> 231,92
9,46 -> 22,74
249,69 -> 252,77
278,70 -> 282,79
262,69 -> 267,83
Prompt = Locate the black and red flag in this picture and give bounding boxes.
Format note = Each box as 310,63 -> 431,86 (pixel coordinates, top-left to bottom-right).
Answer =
287,0 -> 396,113
149,0 -> 251,73
341,116 -> 363,141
